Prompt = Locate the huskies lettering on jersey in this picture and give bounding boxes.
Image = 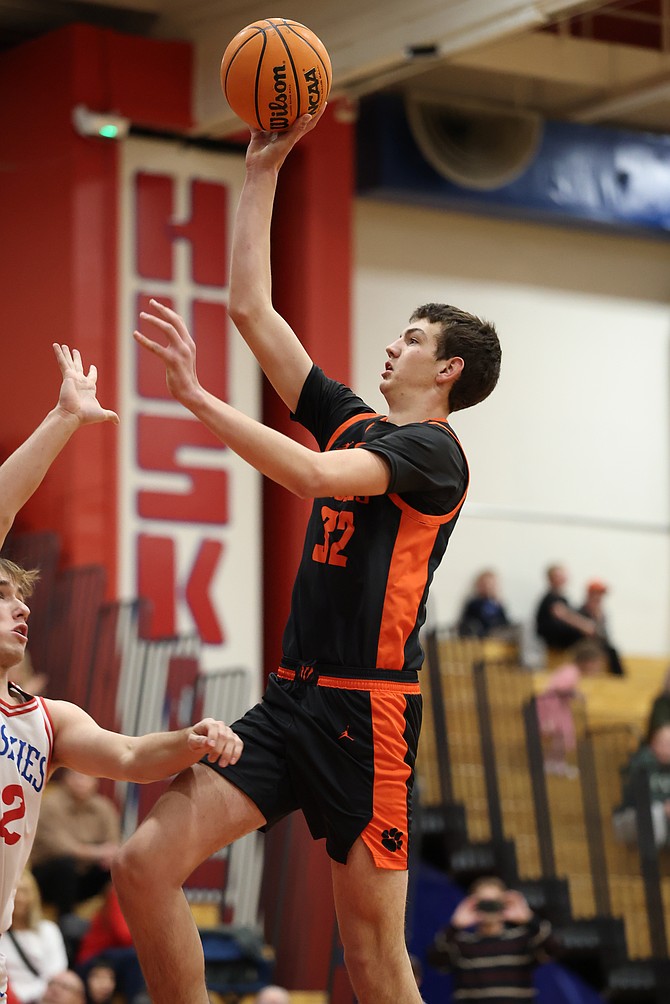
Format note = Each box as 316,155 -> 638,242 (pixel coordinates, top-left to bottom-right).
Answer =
0,723 -> 47,792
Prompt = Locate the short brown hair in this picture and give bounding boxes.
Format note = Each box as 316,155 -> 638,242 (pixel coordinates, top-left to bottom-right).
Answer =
411,303 -> 501,412
0,557 -> 39,599
469,875 -> 507,896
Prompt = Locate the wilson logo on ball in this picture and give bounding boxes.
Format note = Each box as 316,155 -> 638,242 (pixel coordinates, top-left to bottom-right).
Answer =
269,63 -> 290,131
221,18 -> 332,132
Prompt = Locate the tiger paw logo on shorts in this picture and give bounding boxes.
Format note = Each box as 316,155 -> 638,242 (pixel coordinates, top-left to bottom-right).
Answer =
381,826 -> 404,852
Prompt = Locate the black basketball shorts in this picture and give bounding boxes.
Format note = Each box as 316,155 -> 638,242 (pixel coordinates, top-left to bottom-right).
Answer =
205,669 -> 422,869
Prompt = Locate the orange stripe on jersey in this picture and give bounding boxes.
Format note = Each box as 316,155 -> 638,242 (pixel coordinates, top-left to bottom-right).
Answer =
376,512 -> 440,669
361,692 -> 411,870
325,412 -> 379,453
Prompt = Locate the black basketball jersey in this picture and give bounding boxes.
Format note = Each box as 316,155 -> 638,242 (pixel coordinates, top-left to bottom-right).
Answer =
281,366 -> 469,674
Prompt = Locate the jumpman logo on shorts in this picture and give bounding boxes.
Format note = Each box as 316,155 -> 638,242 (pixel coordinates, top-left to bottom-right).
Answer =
338,726 -> 354,741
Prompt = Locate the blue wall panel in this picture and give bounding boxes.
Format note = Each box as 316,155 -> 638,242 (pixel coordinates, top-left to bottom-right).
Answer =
357,93 -> 670,238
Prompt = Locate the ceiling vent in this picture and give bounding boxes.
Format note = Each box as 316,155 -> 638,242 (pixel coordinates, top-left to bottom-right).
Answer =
405,95 -> 544,191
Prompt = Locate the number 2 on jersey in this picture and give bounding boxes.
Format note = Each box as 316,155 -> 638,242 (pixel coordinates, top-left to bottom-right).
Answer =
1,784 -> 25,845
312,506 -> 354,567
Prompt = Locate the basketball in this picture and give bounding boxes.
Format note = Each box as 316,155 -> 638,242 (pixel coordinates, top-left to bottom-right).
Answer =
221,18 -> 332,132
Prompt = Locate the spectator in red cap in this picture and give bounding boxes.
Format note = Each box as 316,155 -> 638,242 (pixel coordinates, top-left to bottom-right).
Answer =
578,580 -> 625,676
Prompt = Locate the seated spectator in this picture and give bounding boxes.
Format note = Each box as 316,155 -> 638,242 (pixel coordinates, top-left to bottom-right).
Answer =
1,869 -> 68,1004
426,876 -> 554,1001
535,564 -> 596,653
30,771 -> 121,919
81,960 -> 116,1004
644,667 -> 670,742
457,570 -> 512,639
613,723 -> 670,848
578,580 -> 625,676
537,639 -> 605,777
37,971 -> 85,1004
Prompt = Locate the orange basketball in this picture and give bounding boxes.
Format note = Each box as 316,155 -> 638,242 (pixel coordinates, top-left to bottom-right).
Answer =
221,18 -> 332,131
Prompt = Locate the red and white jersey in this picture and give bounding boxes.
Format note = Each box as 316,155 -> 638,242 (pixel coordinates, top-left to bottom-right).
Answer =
0,684 -> 53,933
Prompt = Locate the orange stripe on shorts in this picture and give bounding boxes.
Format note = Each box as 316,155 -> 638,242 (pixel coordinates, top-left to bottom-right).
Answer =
361,692 -> 411,870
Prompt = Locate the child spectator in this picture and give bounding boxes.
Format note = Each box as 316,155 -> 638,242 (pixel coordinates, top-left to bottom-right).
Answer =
82,960 -> 116,1004
537,638 -> 605,777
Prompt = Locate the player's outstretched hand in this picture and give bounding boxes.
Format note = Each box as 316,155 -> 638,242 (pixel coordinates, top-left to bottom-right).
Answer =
245,105 -> 327,171
134,300 -> 202,408
188,717 -> 244,767
53,344 -> 119,427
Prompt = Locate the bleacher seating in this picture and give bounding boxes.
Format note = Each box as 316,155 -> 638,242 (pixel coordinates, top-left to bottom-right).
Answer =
416,631 -> 670,998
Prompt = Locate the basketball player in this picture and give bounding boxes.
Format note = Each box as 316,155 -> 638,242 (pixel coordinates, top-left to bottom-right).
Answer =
0,345 -> 243,1001
116,108 -> 501,1004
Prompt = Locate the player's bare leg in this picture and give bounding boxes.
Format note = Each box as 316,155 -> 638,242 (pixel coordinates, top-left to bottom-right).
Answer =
112,764 -> 265,1004
331,838 -> 423,1004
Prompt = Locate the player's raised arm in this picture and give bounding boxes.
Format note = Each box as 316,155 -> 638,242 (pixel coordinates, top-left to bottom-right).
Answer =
135,301 -> 390,500
0,345 -> 119,549
227,111 -> 326,413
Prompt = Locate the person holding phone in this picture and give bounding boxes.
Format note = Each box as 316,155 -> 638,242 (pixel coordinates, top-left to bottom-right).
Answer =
427,876 -> 554,1001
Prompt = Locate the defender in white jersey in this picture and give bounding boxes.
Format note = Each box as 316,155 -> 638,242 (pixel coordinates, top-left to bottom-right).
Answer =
0,682 -> 53,934
0,345 -> 244,1001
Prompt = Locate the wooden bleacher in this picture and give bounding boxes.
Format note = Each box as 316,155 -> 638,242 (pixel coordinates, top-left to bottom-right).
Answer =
417,637 -> 670,963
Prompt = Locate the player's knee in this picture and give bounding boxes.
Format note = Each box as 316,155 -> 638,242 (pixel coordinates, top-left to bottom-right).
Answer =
341,927 -> 379,977
341,920 -> 406,979
112,832 -> 158,896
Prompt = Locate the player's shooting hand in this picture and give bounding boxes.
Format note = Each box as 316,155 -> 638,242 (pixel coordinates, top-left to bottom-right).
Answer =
245,105 -> 327,169
134,300 -> 202,408
53,344 -> 119,427
188,717 -> 244,767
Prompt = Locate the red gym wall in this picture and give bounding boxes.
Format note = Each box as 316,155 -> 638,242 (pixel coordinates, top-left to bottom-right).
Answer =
0,25 -> 191,583
0,23 -> 354,996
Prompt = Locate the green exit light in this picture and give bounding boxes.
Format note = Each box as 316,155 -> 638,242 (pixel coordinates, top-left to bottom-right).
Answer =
99,123 -> 119,139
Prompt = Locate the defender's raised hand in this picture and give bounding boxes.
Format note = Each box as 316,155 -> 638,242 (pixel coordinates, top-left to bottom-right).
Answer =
0,345 -> 119,548
53,343 -> 119,426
